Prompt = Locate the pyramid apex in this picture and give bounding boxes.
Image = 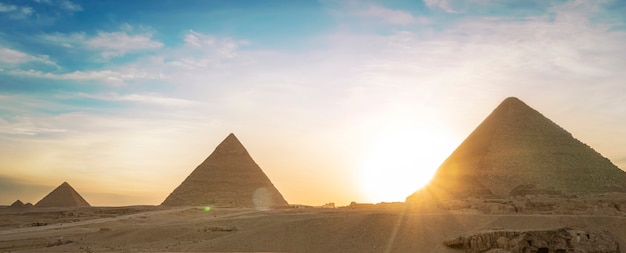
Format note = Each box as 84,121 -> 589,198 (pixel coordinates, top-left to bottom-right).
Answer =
503,96 -> 521,102
499,96 -> 528,106
213,133 -> 247,153
491,96 -> 534,116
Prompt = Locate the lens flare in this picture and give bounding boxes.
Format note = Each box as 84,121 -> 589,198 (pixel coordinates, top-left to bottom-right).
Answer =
253,187 -> 271,211
203,206 -> 211,212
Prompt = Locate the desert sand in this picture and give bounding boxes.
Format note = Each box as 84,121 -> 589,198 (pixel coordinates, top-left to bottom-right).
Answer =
1,198 -> 626,252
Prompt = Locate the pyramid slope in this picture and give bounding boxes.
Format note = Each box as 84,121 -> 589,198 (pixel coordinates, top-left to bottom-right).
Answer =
162,133 -> 288,208
408,97 -> 626,201
10,200 -> 24,208
35,182 -> 91,207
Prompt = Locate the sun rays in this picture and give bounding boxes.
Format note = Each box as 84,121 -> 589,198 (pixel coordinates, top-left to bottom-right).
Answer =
357,125 -> 455,203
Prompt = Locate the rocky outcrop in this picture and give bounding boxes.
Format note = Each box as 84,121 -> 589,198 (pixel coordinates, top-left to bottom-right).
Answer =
509,184 -> 562,196
444,228 -> 619,253
433,193 -> 626,216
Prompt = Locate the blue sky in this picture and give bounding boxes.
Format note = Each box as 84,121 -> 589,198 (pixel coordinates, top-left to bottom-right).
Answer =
1,0 -> 626,206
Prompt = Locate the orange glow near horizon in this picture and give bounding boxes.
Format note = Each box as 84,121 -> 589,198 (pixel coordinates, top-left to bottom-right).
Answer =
357,126 -> 454,203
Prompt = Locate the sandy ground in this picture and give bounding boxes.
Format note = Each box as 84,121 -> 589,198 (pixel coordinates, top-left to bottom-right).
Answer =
1,203 -> 625,253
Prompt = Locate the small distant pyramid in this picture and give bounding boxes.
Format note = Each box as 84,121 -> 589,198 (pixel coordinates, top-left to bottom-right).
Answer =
407,97 -> 626,201
162,133 -> 288,208
35,182 -> 91,207
10,200 -> 25,208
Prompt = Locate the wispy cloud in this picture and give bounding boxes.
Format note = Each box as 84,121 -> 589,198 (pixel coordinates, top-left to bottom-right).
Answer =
0,115 -> 67,136
184,30 -> 246,57
41,24 -> 163,58
6,29 -> 245,85
5,69 -> 166,85
76,93 -> 201,107
59,0 -> 82,12
0,3 -> 17,12
327,2 -> 427,26
20,6 -> 34,16
92,33 -> 162,58
0,95 -> 86,129
0,2 -> 35,19
423,0 -> 457,13
0,47 -> 56,66
31,0 -> 81,12
357,4 -> 421,25
166,30 -> 247,70
40,32 -> 85,48
88,31 -> 163,58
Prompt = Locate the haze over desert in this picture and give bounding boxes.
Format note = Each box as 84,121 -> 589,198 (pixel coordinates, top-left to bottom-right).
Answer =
2,0 -> 626,252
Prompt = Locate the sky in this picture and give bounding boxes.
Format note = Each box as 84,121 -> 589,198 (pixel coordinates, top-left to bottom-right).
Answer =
1,0 -> 626,207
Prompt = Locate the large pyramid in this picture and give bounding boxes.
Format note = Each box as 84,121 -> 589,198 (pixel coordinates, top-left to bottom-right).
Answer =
407,97 -> 626,201
35,182 -> 91,207
161,133 -> 288,208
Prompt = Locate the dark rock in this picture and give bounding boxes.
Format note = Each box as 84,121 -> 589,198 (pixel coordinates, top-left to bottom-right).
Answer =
444,228 -> 619,253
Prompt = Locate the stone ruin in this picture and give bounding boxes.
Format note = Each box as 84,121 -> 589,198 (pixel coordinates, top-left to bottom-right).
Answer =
444,228 -> 620,253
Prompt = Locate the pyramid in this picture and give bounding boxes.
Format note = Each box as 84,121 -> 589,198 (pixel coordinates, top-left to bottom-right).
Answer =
10,200 -> 25,208
35,182 -> 91,207
407,97 -> 626,201
161,133 -> 288,208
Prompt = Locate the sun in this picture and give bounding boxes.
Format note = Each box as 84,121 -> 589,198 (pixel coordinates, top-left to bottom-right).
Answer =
358,129 -> 453,203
